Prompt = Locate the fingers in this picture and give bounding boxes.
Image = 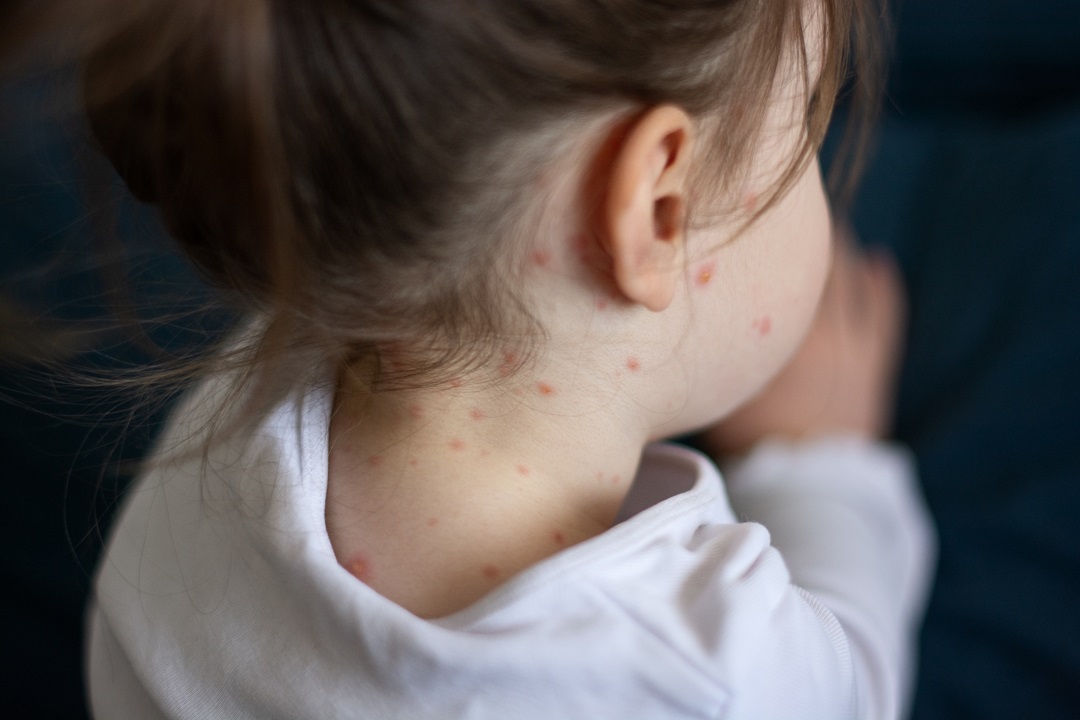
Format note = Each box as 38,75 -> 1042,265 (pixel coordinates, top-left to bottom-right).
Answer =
810,237 -> 906,437
822,224 -> 875,329
866,249 -> 905,338
820,223 -> 852,317
827,234 -> 903,333
851,246 -> 905,436
864,248 -> 906,389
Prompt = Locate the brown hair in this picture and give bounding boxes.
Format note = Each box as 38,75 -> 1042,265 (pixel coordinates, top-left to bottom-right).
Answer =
1,0 -> 881,431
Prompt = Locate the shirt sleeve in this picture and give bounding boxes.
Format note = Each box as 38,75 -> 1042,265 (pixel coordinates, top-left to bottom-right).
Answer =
721,436 -> 936,720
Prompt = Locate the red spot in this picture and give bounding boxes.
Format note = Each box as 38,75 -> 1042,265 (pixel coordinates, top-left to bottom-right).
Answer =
531,249 -> 552,268
516,464 -> 531,476
754,315 -> 773,337
742,191 -> 759,213
450,438 -> 467,452
382,343 -> 406,373
626,357 -> 641,373
408,405 -> 425,420
537,382 -> 555,397
368,455 -> 384,468
426,517 -> 440,528
498,351 -> 519,377
482,565 -> 501,580
595,298 -> 609,311
449,377 -> 463,389
611,474 -> 621,485
552,531 -> 566,546
347,557 -> 373,583
696,262 -> 716,288
469,408 -> 486,421
408,457 -> 419,467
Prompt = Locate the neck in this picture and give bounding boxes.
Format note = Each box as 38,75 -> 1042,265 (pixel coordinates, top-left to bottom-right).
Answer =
329,351 -> 653,532
325,351 -> 666,617
322,219 -> 710,615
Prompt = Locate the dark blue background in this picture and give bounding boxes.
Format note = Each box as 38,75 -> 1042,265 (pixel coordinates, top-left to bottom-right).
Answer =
2,1 -> 1079,717
835,3 -> 1080,717
0,74 -> 226,719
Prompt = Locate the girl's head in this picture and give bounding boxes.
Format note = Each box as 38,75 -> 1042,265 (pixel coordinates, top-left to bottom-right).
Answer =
3,0 -> 877,434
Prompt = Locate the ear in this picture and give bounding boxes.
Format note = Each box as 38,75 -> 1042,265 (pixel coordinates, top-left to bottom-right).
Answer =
601,105 -> 694,312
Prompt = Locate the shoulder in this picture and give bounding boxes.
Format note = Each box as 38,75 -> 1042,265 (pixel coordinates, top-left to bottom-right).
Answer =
97,372 -> 330,612
578,514 -> 858,720
442,452 -> 858,719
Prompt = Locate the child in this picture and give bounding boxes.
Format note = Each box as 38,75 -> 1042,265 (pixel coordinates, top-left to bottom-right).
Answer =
4,0 -> 933,717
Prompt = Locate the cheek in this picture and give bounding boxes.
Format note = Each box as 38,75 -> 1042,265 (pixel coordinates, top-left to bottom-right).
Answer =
712,177 -> 830,400
761,162 -> 831,347
666,165 -> 831,429
789,182 -> 833,339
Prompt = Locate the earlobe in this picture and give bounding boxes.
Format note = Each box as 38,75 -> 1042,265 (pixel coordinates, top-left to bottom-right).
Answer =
600,105 -> 694,312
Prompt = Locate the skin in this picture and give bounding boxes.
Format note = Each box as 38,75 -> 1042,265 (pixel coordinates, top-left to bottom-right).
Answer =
701,228 -> 905,456
325,37 -> 903,619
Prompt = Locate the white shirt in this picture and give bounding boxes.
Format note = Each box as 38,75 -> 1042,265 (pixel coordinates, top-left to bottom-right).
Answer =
88,375 -> 934,719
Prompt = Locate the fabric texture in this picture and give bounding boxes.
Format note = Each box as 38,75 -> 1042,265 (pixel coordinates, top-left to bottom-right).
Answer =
88,374 -> 934,720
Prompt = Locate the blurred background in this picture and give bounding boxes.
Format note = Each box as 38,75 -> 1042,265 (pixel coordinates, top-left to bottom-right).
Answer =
2,0 -> 1079,717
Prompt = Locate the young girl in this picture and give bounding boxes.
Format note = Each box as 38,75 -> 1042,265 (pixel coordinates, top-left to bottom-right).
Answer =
4,0 -> 933,717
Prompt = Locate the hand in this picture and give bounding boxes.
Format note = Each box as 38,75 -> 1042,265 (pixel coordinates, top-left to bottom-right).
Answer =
700,231 -> 906,456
